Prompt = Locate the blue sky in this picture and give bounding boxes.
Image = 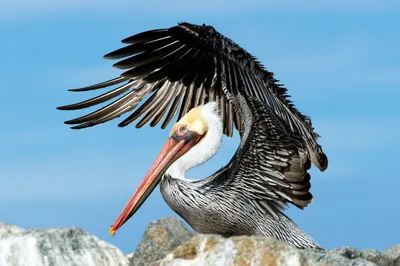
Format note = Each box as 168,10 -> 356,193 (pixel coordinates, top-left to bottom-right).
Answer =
1,0 -> 399,254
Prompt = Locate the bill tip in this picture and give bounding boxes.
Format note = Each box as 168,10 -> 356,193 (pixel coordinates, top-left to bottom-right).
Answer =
109,226 -> 116,236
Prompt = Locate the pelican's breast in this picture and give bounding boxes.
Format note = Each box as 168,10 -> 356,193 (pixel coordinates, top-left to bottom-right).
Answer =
159,175 -> 241,236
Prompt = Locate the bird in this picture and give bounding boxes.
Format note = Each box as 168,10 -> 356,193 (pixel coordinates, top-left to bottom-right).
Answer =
57,22 -> 328,249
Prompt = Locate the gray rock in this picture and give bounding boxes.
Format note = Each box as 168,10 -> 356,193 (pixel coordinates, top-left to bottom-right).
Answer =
153,235 -> 399,266
362,249 -> 395,266
334,246 -> 363,259
155,234 -> 319,266
2,218 -> 399,266
0,223 -> 129,266
127,252 -> 135,260
302,245 -> 400,266
384,244 -> 400,259
0,223 -> 25,240
127,217 -> 399,266
129,216 -> 194,266
303,248 -> 377,266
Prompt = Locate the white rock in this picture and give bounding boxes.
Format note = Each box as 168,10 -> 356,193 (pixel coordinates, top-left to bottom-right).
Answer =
0,223 -> 130,266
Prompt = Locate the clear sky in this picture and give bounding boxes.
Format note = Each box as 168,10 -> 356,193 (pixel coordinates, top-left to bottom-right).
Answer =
1,0 -> 399,254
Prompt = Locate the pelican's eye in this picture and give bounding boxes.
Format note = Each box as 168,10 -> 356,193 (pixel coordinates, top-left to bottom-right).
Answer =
178,126 -> 187,135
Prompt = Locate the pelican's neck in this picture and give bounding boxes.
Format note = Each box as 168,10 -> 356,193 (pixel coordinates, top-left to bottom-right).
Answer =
166,102 -> 223,181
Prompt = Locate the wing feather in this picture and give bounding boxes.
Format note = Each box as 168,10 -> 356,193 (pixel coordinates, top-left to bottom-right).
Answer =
217,94 -> 319,216
57,22 -> 327,170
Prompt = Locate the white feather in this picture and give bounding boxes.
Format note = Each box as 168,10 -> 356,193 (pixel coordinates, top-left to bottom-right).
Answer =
166,102 -> 223,181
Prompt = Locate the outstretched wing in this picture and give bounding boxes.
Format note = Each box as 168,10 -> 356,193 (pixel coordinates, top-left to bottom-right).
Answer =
221,93 -> 326,216
57,22 -> 318,145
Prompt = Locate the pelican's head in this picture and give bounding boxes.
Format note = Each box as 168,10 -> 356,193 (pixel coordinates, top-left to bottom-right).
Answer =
169,107 -> 209,138
109,102 -> 222,236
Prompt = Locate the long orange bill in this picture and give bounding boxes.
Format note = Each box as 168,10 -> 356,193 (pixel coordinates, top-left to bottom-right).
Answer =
109,134 -> 202,236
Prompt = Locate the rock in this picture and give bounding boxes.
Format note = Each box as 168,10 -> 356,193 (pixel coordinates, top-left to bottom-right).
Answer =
154,234 -> 318,266
307,246 -> 397,266
362,249 -> 396,266
133,217 -> 398,266
127,252 -> 135,260
303,248 -> 377,266
2,218 -> 400,266
0,223 -> 25,239
334,246 -> 363,259
0,223 -> 130,266
129,216 -> 194,266
384,244 -> 400,262
152,235 -> 400,266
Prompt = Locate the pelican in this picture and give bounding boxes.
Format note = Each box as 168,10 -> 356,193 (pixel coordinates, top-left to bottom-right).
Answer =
57,22 -> 328,249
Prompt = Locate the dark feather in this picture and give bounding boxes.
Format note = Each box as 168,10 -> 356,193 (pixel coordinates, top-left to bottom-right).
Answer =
57,22 -> 327,170
216,93 -> 318,214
